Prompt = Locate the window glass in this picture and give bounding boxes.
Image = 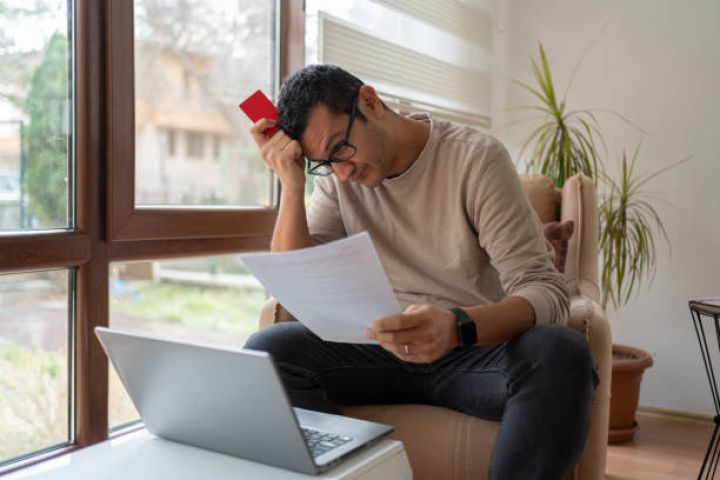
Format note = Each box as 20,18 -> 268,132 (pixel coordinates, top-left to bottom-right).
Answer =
212,134 -> 222,161
166,128 -> 176,157
108,255 -> 267,430
185,131 -> 204,160
0,270 -> 71,465
134,0 -> 277,207
0,1 -> 72,232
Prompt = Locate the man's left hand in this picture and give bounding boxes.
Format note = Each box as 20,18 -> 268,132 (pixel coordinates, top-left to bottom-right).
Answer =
366,304 -> 460,363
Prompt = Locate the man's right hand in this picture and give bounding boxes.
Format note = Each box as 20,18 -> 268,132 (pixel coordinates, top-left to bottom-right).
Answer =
250,118 -> 306,193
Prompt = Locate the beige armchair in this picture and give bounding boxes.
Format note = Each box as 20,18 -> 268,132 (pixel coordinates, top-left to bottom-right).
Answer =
258,174 -> 611,480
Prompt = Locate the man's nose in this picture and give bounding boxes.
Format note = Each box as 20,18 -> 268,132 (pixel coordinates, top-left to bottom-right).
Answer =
332,161 -> 355,182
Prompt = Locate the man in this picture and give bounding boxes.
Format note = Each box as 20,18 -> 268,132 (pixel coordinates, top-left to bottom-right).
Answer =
245,64 -> 597,479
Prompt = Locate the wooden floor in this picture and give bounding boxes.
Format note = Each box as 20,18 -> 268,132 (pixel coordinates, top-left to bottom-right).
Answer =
606,412 -> 715,479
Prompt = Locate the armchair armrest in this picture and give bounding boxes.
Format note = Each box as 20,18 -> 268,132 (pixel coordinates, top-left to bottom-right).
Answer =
569,295 -> 612,480
561,174 -> 601,303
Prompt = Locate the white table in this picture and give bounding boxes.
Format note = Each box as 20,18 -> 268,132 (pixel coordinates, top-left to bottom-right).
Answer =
6,429 -> 412,480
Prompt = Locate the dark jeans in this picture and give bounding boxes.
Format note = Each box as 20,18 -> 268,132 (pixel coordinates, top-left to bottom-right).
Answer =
244,322 -> 598,479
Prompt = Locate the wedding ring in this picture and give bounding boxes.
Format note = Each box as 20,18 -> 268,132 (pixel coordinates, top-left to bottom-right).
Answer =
403,343 -> 410,355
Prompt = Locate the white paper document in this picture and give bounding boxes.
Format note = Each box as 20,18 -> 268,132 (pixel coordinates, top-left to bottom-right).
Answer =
241,233 -> 401,343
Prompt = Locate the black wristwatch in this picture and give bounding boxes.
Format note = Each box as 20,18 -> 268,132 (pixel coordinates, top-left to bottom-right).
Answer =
451,307 -> 478,348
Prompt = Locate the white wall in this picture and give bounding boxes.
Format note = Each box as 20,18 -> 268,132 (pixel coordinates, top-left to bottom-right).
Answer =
492,0 -> 720,414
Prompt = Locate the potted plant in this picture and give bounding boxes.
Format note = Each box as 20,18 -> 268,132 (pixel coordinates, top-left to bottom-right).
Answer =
509,43 -> 686,443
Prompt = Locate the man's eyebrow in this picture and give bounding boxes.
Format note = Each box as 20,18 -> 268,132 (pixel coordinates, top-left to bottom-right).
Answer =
322,132 -> 343,156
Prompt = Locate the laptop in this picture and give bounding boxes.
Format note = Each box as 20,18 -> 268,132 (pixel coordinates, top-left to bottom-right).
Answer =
95,327 -> 393,475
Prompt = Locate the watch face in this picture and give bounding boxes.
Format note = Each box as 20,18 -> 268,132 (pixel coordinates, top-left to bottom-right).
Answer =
452,308 -> 477,347
460,320 -> 476,347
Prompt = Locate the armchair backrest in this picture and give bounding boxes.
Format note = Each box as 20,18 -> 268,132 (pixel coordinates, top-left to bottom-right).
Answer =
520,174 -> 600,303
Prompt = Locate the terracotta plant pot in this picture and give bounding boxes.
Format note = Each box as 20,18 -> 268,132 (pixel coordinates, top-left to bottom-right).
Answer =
608,344 -> 654,444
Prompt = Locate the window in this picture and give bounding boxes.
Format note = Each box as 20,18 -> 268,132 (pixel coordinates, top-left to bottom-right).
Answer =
0,0 -> 74,467
110,0 -> 282,239
0,0 -> 303,473
0,1 -> 72,233
108,255 -> 267,430
0,270 -> 72,464
133,0 -> 276,208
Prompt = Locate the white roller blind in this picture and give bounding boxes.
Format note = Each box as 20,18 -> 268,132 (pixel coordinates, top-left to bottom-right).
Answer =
317,12 -> 491,128
371,0 -> 492,47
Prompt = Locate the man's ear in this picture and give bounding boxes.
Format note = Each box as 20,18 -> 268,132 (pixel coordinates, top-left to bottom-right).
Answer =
357,84 -> 384,119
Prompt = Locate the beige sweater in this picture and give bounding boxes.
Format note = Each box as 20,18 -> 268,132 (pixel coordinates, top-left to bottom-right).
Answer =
307,114 -> 569,326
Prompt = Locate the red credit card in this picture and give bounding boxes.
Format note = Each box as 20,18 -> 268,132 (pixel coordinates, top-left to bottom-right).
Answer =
238,89 -> 279,137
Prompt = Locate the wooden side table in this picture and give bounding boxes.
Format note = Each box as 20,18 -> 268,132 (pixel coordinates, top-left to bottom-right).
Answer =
5,429 -> 412,480
689,298 -> 720,480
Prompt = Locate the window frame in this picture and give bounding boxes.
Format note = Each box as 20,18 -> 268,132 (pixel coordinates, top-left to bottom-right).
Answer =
107,0 -> 279,242
0,0 -> 305,473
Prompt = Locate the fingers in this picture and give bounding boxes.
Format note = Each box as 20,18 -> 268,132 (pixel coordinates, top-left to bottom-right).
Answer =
248,118 -> 306,191
250,118 -> 278,146
249,118 -> 299,164
265,130 -> 292,152
367,304 -> 455,364
283,138 -> 303,156
371,312 -> 424,333
367,323 -> 431,362
371,328 -> 419,344
262,139 -> 302,171
377,339 -> 422,360
262,124 -> 289,146
379,339 -> 435,364
367,310 -> 428,357
259,130 -> 302,169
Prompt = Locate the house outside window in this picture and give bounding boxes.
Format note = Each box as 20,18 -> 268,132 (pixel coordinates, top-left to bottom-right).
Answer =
185,131 -> 204,160
166,128 -> 177,157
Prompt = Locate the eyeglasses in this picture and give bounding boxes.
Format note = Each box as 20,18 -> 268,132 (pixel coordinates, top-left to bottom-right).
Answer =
305,93 -> 359,176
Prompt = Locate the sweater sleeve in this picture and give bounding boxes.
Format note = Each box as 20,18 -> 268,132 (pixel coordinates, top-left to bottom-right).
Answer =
471,139 -> 570,326
306,176 -> 347,245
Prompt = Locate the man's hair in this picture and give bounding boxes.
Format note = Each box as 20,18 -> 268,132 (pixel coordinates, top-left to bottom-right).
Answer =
277,64 -> 366,140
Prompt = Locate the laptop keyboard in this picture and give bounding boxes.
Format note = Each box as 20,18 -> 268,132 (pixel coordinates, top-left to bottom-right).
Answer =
301,427 -> 353,457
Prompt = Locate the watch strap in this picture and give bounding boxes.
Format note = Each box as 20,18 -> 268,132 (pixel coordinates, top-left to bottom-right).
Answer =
450,307 -> 478,347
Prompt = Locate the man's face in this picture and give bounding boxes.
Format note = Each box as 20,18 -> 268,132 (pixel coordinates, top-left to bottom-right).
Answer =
300,101 -> 389,188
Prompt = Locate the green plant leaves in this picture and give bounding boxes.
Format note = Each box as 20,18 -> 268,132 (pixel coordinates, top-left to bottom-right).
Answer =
598,147 -> 682,309
511,42 -> 686,310
515,44 -> 604,187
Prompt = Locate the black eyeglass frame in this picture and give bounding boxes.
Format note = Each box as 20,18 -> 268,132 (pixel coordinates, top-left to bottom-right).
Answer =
305,92 -> 359,176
